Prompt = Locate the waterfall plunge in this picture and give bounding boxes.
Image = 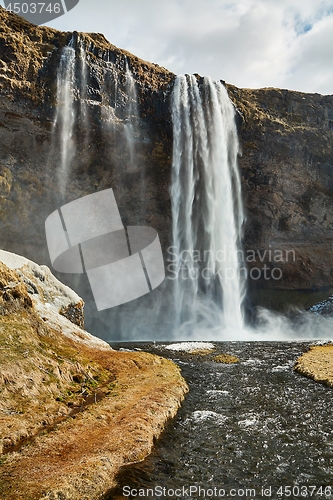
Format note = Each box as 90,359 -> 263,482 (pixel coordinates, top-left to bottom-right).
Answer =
171,75 -> 246,337
49,41 -> 333,342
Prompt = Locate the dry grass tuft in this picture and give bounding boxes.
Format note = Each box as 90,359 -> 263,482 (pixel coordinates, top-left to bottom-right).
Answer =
294,344 -> 333,388
213,354 -> 239,364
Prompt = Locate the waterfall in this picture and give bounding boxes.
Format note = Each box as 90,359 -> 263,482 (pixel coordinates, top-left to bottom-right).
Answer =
124,60 -> 140,172
78,38 -> 89,137
53,39 -> 76,198
52,38 -> 144,202
170,75 -> 246,337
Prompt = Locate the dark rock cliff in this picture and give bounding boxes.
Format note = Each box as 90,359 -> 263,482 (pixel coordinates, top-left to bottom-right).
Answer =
0,8 -> 174,257
0,6 -> 333,308
227,85 -> 333,291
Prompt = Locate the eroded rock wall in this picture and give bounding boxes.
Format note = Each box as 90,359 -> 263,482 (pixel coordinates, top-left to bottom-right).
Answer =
1,6 -> 333,296
227,85 -> 333,290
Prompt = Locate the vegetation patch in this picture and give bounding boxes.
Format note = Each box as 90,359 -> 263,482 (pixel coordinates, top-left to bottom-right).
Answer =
189,348 -> 215,356
294,344 -> 333,388
0,260 -> 188,499
213,354 -> 239,364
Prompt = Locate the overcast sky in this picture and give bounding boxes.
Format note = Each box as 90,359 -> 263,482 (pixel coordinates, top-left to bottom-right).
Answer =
40,0 -> 333,95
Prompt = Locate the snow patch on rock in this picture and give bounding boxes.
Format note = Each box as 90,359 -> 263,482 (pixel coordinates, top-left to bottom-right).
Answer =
0,249 -> 111,351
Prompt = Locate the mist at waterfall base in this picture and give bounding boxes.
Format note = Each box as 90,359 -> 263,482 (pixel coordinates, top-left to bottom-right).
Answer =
51,39 -> 333,343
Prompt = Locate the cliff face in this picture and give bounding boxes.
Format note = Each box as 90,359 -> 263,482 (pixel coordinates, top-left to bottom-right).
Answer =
1,6 -> 333,303
0,8 -> 173,259
227,85 -> 333,290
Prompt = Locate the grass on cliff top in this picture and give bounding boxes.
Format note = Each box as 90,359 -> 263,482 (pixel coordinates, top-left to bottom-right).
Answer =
0,5 -> 174,104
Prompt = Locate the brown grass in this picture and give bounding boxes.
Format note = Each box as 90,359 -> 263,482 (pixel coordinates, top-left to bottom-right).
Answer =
0,262 -> 188,499
213,354 -> 239,364
294,345 -> 333,388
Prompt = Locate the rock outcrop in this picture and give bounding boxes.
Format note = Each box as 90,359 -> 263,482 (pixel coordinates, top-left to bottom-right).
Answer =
0,250 -> 188,499
0,248 -> 87,330
0,251 -> 187,500
0,6 -> 333,305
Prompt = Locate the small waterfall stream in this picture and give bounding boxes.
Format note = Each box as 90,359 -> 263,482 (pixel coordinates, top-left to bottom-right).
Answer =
124,60 -> 140,172
53,41 -> 142,198
77,37 -> 89,144
53,39 -> 76,198
171,75 -> 246,337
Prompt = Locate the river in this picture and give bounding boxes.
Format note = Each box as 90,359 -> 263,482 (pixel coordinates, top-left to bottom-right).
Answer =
106,341 -> 333,499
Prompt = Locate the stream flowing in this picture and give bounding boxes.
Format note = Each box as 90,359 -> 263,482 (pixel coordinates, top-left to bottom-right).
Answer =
107,342 -> 333,499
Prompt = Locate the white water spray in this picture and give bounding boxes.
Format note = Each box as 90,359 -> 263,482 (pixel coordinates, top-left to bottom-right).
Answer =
53,41 -> 76,197
171,75 -> 246,337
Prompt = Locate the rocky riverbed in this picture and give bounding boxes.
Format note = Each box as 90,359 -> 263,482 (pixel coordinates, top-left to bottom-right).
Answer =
106,341 -> 333,499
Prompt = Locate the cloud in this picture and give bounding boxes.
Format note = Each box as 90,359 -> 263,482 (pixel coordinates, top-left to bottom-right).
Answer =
40,0 -> 333,94
282,14 -> 333,93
